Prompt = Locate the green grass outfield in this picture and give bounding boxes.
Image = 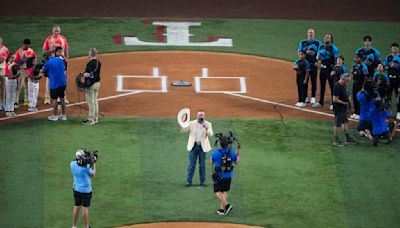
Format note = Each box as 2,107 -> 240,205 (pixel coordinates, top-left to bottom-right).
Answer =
0,117 -> 399,228
1,17 -> 400,62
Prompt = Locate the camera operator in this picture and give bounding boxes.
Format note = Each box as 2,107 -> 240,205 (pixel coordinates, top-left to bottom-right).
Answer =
332,73 -> 356,146
370,98 -> 391,146
211,136 -> 238,216
70,150 -> 97,228
373,64 -> 390,99
356,79 -> 376,139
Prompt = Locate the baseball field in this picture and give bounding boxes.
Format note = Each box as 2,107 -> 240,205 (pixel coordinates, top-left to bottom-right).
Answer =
1,2 -> 400,228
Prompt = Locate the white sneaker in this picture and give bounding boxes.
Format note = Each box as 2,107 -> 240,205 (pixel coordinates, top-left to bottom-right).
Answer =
312,102 -> 322,108
297,102 -> 306,108
295,102 -> 301,107
58,115 -> 67,121
311,97 -> 316,104
350,114 -> 356,119
330,105 -> 333,111
305,97 -> 310,103
44,98 -> 51,105
397,112 -> 400,120
48,115 -> 59,121
5,112 -> 12,117
28,107 -> 34,112
354,115 -> 360,120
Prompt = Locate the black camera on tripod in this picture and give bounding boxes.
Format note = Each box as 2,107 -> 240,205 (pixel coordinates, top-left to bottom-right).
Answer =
76,150 -> 98,167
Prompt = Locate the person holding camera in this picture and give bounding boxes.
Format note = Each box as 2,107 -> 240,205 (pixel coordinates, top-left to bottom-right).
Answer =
81,48 -> 101,125
332,73 -> 356,146
70,150 -> 97,228
212,136 -> 238,215
43,46 -> 67,121
181,110 -> 213,187
356,80 -> 375,140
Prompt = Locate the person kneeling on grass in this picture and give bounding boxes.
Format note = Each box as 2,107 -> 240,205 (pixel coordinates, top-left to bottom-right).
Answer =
43,46 -> 67,121
332,73 -> 356,146
212,136 -> 239,216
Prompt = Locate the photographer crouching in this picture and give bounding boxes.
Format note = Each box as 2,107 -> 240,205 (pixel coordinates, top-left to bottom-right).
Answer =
70,150 -> 98,228
211,132 -> 240,216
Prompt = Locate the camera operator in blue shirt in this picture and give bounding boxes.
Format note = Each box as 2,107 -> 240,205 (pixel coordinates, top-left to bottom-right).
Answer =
356,83 -> 375,140
211,136 -> 239,216
70,150 -> 97,228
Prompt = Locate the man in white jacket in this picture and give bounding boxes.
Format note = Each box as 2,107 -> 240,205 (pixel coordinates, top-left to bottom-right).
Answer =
181,110 -> 213,187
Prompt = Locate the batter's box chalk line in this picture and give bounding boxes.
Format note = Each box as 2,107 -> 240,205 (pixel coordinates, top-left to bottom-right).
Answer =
116,67 -> 168,93
195,67 -> 247,94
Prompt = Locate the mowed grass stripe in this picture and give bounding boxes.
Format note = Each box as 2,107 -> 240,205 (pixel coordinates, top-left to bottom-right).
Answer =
1,117 -> 400,227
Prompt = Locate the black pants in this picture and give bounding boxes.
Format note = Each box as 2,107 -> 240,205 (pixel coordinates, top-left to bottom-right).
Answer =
319,67 -> 334,105
305,64 -> 318,98
352,82 -> 363,115
296,73 -> 307,102
388,78 -> 399,101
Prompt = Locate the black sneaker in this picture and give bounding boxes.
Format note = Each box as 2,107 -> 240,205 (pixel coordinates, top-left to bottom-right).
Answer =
216,209 -> 225,215
345,137 -> 357,145
373,137 -> 379,147
224,204 -> 233,215
333,138 -> 344,147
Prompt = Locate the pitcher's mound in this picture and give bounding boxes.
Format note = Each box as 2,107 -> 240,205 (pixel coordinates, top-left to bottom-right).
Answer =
116,222 -> 264,228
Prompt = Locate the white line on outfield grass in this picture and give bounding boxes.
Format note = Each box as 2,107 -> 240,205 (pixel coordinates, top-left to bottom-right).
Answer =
223,92 -> 400,133
0,90 -> 143,121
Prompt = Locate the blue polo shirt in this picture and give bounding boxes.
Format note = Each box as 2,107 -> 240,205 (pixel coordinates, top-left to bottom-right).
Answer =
70,161 -> 94,193
357,91 -> 374,121
212,147 -> 237,179
43,57 -> 66,89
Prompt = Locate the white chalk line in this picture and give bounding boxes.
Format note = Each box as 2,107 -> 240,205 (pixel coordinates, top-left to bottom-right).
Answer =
0,90 -> 143,121
223,92 -> 400,133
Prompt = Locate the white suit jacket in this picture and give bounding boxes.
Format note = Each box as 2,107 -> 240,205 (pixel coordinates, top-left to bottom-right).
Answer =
181,120 -> 213,152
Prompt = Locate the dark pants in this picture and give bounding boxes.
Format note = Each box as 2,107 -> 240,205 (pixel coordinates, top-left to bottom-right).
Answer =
296,73 -> 306,102
352,82 -> 363,115
186,144 -> 206,184
319,67 -> 334,105
388,78 -> 399,101
305,64 -> 318,98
